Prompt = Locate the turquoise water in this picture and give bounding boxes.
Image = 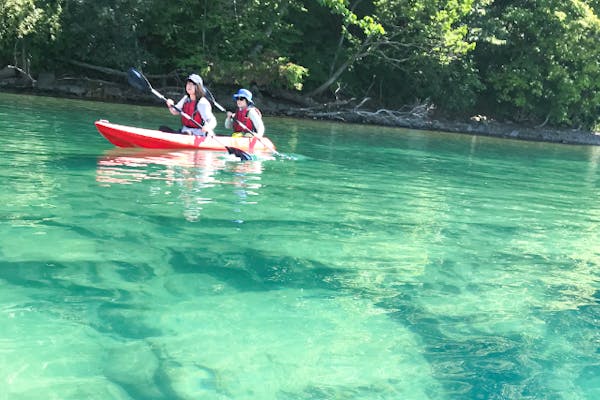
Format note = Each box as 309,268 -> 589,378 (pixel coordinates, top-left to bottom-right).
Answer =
1,91 -> 600,399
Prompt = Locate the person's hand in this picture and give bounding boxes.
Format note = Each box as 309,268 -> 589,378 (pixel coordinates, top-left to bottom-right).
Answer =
226,111 -> 234,119
166,99 -> 174,108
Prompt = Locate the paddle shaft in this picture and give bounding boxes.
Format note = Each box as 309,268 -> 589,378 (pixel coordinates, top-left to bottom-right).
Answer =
204,87 -> 281,157
168,100 -> 257,159
127,67 -> 255,159
164,87 -> 259,153
145,86 -> 204,131
168,100 -> 255,159
167,101 -> 203,130
232,116 -> 282,157
128,68 -> 262,160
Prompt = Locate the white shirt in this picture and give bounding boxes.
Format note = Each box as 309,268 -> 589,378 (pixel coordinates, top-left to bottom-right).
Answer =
224,107 -> 265,137
175,96 -> 217,133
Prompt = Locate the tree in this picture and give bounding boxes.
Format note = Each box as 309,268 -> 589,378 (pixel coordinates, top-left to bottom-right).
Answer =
472,0 -> 600,128
0,0 -> 62,73
137,0 -> 308,90
305,0 -> 385,97
369,0 -> 481,110
292,0 -> 478,109
54,0 -> 152,71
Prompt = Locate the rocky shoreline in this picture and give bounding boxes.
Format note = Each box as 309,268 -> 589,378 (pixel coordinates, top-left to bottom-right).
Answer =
2,67 -> 600,146
276,106 -> 600,146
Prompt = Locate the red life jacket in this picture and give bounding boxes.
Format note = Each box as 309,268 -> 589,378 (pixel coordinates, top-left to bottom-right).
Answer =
181,98 -> 205,128
233,106 -> 261,133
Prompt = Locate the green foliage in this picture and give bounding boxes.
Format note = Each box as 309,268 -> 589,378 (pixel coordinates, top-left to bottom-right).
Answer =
375,0 -> 476,63
317,0 -> 385,38
472,0 -> 600,128
53,0 -> 153,70
139,0 -> 309,88
212,55 -> 308,91
0,0 -> 61,41
361,0 -> 479,109
0,0 -> 62,69
278,58 -> 309,90
2,0 -> 600,130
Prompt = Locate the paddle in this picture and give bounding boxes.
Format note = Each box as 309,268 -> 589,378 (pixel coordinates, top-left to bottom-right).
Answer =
201,87 -> 283,158
126,68 -> 254,161
232,117 -> 284,158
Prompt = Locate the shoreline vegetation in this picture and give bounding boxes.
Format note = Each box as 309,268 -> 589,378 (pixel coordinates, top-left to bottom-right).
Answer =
2,65 -> 600,146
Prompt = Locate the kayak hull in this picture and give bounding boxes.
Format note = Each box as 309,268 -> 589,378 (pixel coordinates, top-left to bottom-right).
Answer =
94,120 -> 275,152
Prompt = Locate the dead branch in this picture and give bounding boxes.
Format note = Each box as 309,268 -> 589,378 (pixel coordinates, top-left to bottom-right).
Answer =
67,60 -> 128,77
535,114 -> 550,128
302,100 -> 435,126
353,97 -> 370,111
7,65 -> 36,84
67,60 -> 176,80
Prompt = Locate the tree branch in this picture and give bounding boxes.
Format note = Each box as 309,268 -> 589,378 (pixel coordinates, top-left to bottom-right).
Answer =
7,65 -> 36,84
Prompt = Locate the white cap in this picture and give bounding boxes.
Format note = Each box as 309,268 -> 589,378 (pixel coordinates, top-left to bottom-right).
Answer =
187,74 -> 203,85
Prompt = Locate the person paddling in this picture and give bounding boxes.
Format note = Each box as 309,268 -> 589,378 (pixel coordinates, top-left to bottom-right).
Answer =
165,74 -> 216,136
224,88 -> 265,137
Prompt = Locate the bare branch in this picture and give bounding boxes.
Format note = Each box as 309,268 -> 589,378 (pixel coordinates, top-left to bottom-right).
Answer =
7,65 -> 36,84
353,97 -> 371,110
535,114 -> 550,128
301,100 -> 435,126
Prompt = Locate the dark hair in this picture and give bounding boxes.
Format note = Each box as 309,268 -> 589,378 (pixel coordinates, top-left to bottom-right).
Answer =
187,80 -> 207,99
194,83 -> 207,99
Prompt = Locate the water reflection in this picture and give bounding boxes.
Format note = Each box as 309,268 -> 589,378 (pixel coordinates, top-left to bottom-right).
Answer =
96,149 -> 264,221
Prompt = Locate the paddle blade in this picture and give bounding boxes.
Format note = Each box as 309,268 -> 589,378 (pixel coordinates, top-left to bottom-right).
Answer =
127,67 -> 152,92
226,146 -> 255,161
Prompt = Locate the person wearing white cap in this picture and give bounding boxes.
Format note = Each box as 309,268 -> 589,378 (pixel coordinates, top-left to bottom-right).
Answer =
165,74 -> 217,136
224,88 -> 265,137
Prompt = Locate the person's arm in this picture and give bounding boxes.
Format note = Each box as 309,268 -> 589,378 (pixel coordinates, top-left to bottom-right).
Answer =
198,98 -> 217,134
166,96 -> 185,116
224,111 -> 234,129
248,108 -> 265,137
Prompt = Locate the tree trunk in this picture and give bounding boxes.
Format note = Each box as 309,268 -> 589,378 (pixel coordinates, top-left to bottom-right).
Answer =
307,35 -> 375,98
307,59 -> 351,98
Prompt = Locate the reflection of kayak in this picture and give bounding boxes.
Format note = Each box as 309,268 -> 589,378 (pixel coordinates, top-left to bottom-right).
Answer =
98,148 -> 223,167
96,148 -> 264,186
94,119 -> 276,152
98,148 -> 266,169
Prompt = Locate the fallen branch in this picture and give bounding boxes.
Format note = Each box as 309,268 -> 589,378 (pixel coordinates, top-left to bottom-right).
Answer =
535,114 -> 550,128
67,60 -> 177,80
294,100 -> 435,127
7,65 -> 36,84
353,97 -> 370,111
67,60 -> 127,77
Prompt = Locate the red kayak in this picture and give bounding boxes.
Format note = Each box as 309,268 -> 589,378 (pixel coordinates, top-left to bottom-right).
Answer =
94,120 -> 276,153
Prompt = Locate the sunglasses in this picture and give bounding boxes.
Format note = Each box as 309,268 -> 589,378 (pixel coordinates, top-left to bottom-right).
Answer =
236,97 -> 247,102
